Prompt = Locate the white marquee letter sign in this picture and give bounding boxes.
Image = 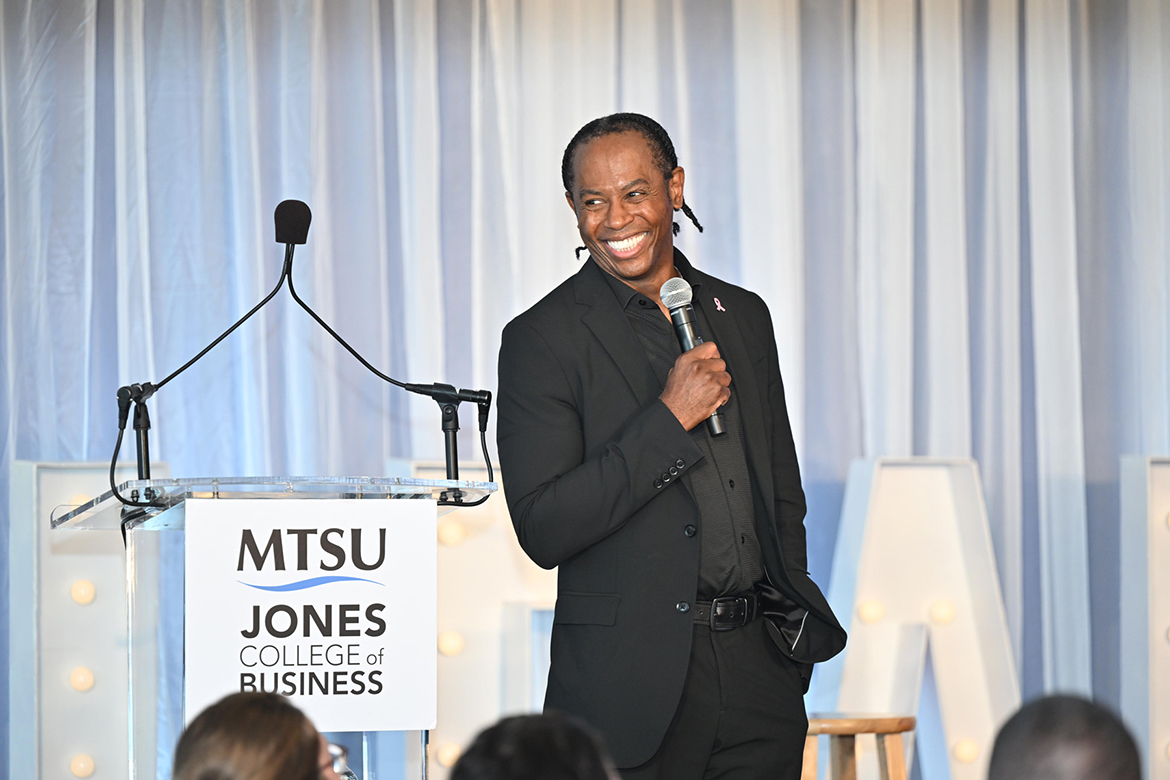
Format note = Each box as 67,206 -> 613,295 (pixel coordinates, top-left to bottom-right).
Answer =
813,459 -> 1020,780
1121,456 -> 1170,780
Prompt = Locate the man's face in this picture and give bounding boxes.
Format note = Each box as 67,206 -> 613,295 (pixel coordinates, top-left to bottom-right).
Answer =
566,131 -> 684,288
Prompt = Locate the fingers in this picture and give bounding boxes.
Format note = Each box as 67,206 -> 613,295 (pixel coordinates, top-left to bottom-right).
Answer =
659,342 -> 733,430
699,358 -> 730,384
689,353 -> 730,387
706,383 -> 725,409
688,341 -> 721,359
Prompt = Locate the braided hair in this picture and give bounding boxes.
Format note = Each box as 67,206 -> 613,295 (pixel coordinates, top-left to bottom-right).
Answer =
562,113 -> 704,258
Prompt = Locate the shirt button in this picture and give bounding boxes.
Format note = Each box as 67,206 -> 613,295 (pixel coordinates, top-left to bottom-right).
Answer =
676,459 -> 685,468
669,466 -> 678,476
654,479 -> 663,489
684,525 -> 696,537
676,601 -> 690,613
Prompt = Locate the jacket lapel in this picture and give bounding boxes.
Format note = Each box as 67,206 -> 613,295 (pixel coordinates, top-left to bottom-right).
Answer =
686,265 -> 776,528
573,259 -> 662,407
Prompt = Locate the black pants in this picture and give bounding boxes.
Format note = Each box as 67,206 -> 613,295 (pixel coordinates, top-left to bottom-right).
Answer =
620,618 -> 808,780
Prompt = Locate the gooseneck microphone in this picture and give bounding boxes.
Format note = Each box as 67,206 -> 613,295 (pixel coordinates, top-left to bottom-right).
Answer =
109,200 -> 313,511
272,201 -> 494,501
660,276 -> 727,436
109,199 -> 494,517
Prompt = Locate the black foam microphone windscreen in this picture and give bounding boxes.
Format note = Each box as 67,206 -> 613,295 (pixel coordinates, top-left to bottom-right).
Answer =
274,200 -> 312,245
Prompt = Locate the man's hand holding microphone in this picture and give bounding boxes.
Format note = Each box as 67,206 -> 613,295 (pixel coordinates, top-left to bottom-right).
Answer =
657,277 -> 729,435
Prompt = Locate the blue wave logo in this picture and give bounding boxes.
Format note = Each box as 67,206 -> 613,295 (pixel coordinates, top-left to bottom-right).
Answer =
238,576 -> 384,592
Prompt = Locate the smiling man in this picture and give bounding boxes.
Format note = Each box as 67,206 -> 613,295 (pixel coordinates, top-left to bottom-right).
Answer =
496,113 -> 845,779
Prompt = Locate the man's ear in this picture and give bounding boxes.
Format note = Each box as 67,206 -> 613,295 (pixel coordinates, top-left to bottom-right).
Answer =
669,167 -> 685,209
565,191 -> 577,214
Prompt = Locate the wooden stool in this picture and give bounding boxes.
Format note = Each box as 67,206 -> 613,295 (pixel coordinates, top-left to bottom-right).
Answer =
800,714 -> 916,780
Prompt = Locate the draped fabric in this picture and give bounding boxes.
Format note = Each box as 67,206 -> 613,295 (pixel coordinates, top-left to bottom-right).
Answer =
2,0 -> 1168,761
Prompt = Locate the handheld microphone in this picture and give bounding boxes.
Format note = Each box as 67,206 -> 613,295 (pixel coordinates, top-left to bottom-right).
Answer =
660,277 -> 727,436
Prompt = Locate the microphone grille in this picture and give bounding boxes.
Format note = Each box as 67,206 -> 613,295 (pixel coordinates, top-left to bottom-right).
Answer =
659,277 -> 693,309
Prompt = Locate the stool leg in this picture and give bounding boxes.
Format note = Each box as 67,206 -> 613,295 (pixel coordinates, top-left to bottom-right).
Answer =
875,733 -> 908,780
829,734 -> 857,780
801,735 -> 818,780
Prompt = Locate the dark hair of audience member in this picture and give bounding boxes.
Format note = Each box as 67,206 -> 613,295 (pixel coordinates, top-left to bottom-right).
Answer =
450,712 -> 617,780
173,692 -> 321,780
988,694 -> 1141,780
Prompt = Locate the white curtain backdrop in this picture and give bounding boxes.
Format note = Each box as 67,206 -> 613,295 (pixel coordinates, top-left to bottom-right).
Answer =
2,0 -> 1169,762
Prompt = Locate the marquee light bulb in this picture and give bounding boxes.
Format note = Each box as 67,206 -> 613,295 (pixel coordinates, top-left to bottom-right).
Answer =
953,739 -> 979,763
437,743 -> 461,767
70,755 -> 95,778
437,519 -> 466,547
70,667 -> 95,692
438,631 -> 465,657
71,580 -> 96,606
929,600 -> 956,624
857,600 -> 885,624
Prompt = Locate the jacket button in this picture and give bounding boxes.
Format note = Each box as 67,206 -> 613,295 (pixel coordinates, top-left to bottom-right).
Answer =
669,466 -> 678,476
654,479 -> 663,489
676,459 -> 685,468
684,525 -> 696,537
661,473 -> 671,483
676,601 -> 690,613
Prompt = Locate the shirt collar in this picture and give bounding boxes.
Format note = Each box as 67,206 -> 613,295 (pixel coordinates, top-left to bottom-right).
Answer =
596,257 -> 703,311
599,265 -> 643,309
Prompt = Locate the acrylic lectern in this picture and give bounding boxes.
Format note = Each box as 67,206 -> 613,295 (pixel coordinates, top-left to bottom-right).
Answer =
52,475 -> 496,780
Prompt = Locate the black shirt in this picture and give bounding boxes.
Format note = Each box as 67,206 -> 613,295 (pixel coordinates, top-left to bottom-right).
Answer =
602,268 -> 764,598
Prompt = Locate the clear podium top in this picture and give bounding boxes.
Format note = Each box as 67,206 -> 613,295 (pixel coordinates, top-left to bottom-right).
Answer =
50,475 -> 497,530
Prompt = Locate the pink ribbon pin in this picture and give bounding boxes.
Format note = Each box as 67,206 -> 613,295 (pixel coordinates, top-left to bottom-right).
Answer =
714,297 -> 726,312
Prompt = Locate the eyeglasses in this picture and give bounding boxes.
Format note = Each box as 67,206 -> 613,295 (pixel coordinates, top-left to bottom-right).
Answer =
323,743 -> 352,778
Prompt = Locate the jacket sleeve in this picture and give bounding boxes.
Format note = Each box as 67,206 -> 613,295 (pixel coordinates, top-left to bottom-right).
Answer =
496,318 -> 704,570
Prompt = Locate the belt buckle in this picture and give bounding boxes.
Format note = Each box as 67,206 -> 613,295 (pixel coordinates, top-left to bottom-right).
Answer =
709,595 -> 748,631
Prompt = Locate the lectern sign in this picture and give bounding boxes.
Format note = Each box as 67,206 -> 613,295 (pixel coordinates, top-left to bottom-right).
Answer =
184,498 -> 437,732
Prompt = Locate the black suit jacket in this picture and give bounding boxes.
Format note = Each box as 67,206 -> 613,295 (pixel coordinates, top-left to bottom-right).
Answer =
496,251 -> 845,767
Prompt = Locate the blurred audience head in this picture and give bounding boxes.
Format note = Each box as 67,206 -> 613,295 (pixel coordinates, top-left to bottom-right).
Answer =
988,694 -> 1140,780
450,712 -> 619,780
173,692 -> 342,780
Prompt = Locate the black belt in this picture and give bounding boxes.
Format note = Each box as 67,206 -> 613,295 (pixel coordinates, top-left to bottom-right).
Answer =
693,593 -> 761,631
